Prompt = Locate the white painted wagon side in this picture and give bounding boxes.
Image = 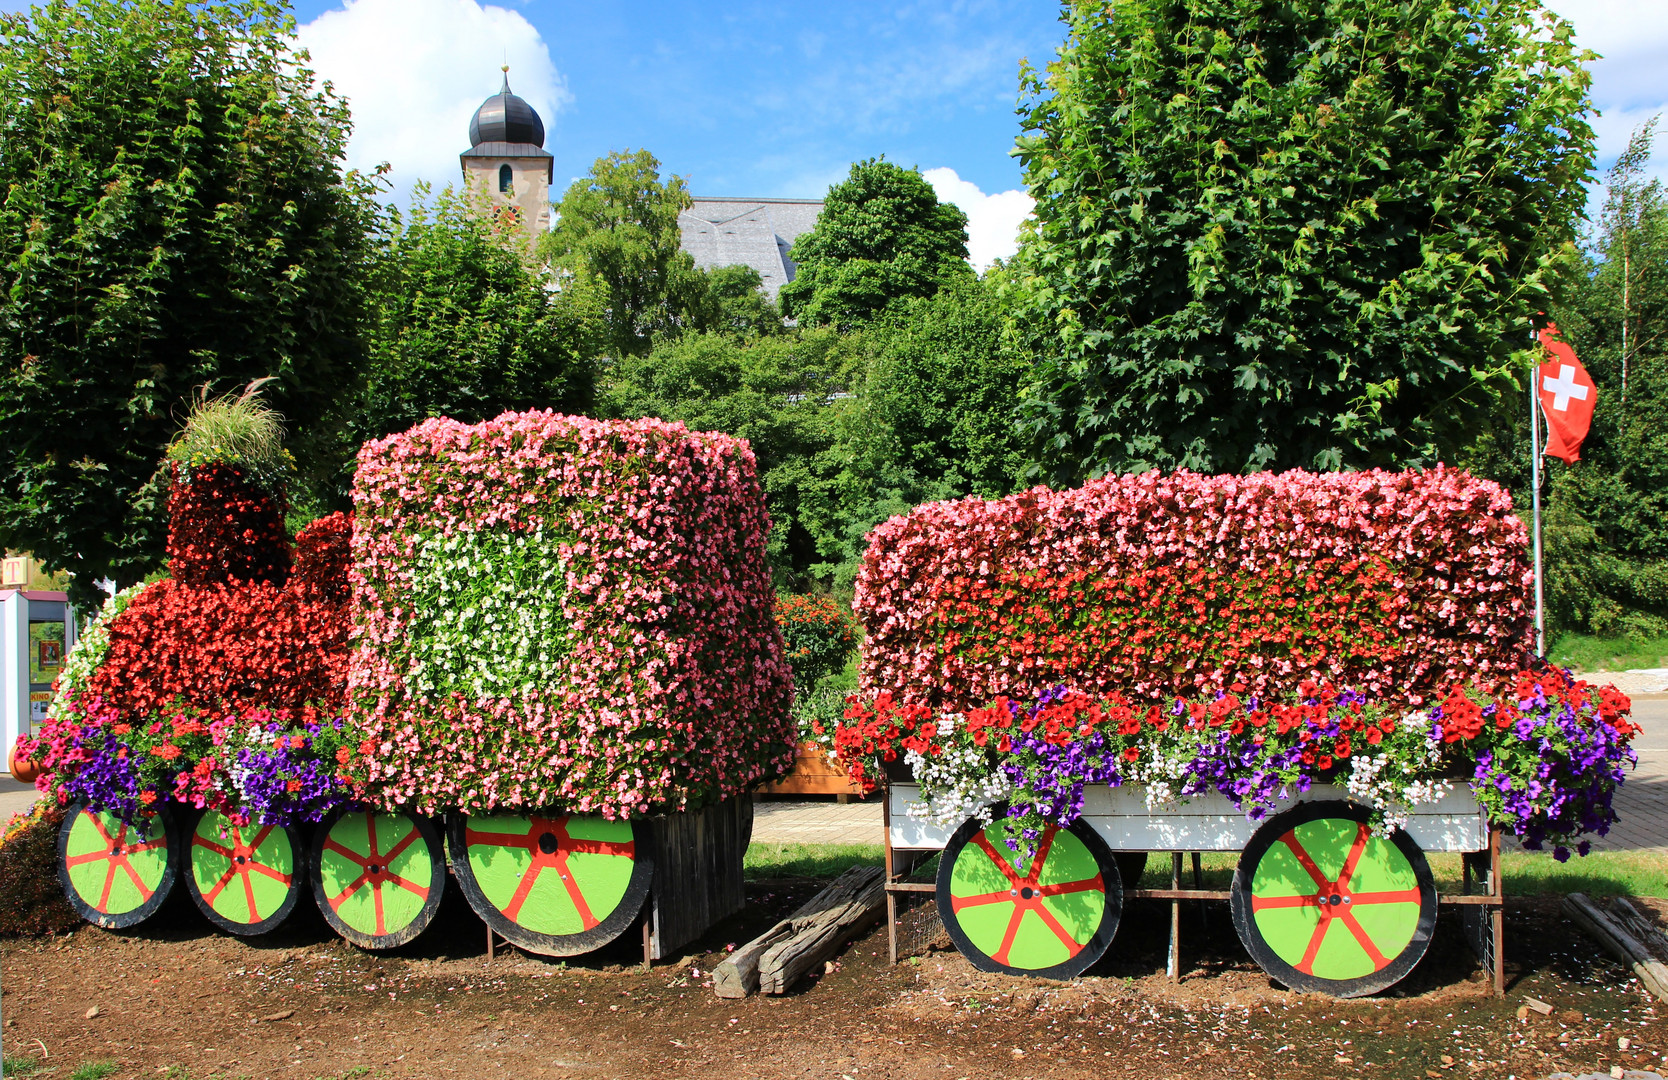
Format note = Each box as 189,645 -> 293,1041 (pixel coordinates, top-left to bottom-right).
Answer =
886,782 -> 1489,854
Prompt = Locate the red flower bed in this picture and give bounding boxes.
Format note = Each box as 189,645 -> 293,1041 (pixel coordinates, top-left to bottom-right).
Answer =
166,463 -> 290,587
291,512 -> 353,603
88,578 -> 348,715
854,467 -> 1531,711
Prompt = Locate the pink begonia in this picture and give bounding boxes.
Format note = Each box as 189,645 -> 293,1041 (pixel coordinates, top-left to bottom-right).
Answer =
854,467 -> 1532,711
347,411 -> 795,817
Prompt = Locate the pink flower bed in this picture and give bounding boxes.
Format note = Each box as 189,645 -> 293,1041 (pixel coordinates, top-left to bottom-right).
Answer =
854,467 -> 1531,711
347,411 -> 795,817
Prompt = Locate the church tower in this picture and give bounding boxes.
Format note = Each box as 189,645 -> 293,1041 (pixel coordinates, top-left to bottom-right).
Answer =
460,68 -> 553,242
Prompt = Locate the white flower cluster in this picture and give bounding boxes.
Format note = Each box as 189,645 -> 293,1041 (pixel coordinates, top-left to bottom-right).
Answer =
404,529 -> 574,700
903,715 -> 1013,829
1119,747 -> 1192,810
1345,711 -> 1451,837
46,583 -> 148,722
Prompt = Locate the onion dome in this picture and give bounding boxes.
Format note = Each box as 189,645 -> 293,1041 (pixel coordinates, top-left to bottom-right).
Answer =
468,69 -> 545,149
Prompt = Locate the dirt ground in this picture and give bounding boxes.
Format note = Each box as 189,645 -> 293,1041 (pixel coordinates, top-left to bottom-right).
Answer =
3,881 -> 1666,1080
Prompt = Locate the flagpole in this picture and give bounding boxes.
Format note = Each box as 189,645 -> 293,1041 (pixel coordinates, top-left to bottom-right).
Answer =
1530,357 -> 1546,659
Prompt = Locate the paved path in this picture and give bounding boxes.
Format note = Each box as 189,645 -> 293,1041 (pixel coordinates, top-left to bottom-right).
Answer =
0,776 -> 39,823
1593,694 -> 1668,853
750,795 -> 883,845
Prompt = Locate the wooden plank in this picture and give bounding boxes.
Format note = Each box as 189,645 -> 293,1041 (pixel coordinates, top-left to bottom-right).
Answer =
714,866 -> 885,998
1563,892 -> 1668,1002
644,795 -> 752,961
759,743 -> 863,797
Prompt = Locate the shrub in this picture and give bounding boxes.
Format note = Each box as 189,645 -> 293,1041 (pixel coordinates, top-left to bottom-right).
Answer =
774,594 -> 858,689
854,467 -> 1531,711
347,411 -> 794,817
0,804 -> 78,936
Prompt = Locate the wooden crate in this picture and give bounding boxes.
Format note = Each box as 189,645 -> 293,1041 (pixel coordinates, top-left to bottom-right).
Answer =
759,741 -> 862,797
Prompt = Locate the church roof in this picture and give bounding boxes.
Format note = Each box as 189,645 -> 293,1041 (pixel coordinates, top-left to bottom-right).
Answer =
468,72 -> 545,149
677,197 -> 824,301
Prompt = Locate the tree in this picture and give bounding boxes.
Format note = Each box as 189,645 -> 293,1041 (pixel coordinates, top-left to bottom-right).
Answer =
1537,120 -> 1668,640
693,264 -> 784,341
1012,0 -> 1597,484
339,184 -> 600,497
0,0 -> 382,606
778,158 -> 972,330
540,150 -> 710,358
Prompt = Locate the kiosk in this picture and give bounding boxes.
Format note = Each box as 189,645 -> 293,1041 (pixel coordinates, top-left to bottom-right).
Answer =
1,588 -> 77,759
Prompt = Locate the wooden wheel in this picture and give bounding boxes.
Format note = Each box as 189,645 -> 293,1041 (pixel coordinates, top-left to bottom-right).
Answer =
1231,800 -> 1437,997
447,811 -> 652,957
310,808 -> 445,949
56,801 -> 179,928
185,809 -> 306,936
936,816 -> 1121,979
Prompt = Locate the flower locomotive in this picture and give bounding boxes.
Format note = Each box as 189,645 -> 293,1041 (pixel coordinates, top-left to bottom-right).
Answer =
835,469 -> 1637,997
23,403 -> 795,958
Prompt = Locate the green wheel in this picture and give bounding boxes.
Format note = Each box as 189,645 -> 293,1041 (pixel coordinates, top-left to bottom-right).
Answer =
936,816 -> 1121,979
56,801 -> 179,928
310,809 -> 445,949
447,811 -> 652,957
1231,801 -> 1437,998
185,809 -> 305,936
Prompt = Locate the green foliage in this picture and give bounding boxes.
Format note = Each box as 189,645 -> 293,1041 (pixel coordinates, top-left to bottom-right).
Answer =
343,184 -> 599,497
774,593 -> 857,688
696,264 -> 784,341
0,0 -> 383,607
598,328 -> 866,588
1013,0 -> 1597,484
166,380 -> 292,494
779,158 -> 973,330
541,150 -> 711,358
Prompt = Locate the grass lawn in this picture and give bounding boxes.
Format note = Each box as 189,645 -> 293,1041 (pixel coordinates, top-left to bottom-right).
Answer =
1551,631 -> 1668,673
746,842 -> 1668,897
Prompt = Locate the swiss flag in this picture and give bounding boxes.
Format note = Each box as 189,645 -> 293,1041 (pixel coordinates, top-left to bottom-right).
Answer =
1536,325 -> 1597,464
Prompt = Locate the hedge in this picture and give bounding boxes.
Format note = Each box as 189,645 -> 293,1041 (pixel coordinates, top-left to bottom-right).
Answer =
853,467 -> 1531,710
346,411 -> 794,817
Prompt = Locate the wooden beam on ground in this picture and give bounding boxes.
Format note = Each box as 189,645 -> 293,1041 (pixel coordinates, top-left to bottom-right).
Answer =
1562,893 -> 1668,1002
714,866 -> 885,999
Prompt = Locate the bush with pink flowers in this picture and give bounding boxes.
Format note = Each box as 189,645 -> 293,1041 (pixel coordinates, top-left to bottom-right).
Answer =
346,411 -> 794,818
854,467 -> 1532,712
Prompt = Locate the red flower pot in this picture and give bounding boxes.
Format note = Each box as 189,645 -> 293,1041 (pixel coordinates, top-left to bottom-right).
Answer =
10,740 -> 39,785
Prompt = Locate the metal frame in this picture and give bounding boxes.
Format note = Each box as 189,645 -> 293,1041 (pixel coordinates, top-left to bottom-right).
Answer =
881,786 -> 1506,994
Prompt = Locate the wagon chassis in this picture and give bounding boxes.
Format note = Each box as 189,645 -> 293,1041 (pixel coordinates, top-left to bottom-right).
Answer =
880,782 -> 1506,996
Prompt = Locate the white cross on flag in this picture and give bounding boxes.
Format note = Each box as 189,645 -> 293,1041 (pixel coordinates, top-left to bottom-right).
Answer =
1535,324 -> 1597,464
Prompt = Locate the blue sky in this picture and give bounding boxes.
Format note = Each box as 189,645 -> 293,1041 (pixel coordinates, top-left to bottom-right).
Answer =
3,0 -> 1663,264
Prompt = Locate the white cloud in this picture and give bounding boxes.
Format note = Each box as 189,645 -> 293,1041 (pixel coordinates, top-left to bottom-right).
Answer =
1547,0 -> 1668,183
922,167 -> 1033,271
294,0 -> 568,201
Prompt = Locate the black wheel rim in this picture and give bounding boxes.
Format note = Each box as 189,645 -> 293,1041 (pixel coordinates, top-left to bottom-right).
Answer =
936,815 -> 1121,979
310,808 -> 446,950
1231,800 -> 1437,998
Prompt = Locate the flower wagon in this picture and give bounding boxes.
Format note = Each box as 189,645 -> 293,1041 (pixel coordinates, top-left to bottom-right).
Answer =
835,469 -> 1638,998
27,406 -> 795,961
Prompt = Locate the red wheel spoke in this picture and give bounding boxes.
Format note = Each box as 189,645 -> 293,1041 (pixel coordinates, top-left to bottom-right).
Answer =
240,867 -> 258,920
193,837 -> 235,860
950,889 -> 1018,912
1025,826 -> 1059,884
66,849 -> 115,868
373,879 -> 386,936
323,838 -> 372,867
563,837 -> 635,858
246,861 -> 292,886
553,854 -> 599,929
84,812 -> 117,847
116,855 -> 153,901
382,828 -> 422,863
385,873 -> 430,900
1032,900 -> 1088,955
500,862 -> 544,921
1336,824 -> 1371,891
128,837 -> 165,854
1339,910 -> 1392,971
466,828 -> 532,848
248,825 -> 274,851
97,859 -> 119,910
1349,888 -> 1421,906
1252,893 -> 1320,911
204,863 -> 240,905
364,814 -> 380,861
329,869 -> 374,911
1293,918 -> 1330,976
1038,874 -> 1103,898
990,906 -> 1027,967
1279,832 -> 1333,890
971,832 -> 1023,886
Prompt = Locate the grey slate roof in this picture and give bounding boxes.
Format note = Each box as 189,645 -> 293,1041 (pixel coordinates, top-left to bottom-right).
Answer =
678,197 -> 824,301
